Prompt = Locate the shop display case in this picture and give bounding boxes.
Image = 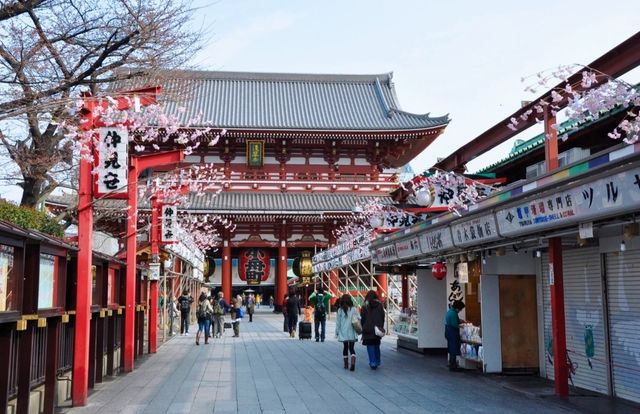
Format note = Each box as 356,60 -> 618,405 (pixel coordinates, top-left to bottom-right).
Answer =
459,323 -> 483,364
393,312 -> 418,339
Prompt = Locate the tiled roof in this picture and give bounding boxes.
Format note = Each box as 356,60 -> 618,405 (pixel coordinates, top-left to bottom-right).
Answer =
48,192 -> 392,214
124,70 -> 449,131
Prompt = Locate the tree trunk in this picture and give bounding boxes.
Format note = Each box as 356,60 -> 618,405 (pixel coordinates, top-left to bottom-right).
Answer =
20,177 -> 42,208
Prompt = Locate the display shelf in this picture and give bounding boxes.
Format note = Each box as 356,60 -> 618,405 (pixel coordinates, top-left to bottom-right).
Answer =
461,338 -> 483,346
392,312 -> 418,337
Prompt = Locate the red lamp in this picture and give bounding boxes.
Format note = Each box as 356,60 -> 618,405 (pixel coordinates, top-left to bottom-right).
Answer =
432,262 -> 447,280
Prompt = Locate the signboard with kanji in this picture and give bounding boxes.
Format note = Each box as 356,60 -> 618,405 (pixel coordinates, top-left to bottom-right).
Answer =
247,140 -> 264,168
160,205 -> 178,243
96,127 -> 129,196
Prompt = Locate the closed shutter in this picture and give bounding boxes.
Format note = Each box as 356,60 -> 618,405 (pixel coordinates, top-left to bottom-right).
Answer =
541,248 -> 609,394
605,249 -> 640,403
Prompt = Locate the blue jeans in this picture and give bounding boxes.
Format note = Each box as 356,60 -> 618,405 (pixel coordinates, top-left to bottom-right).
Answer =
198,318 -> 211,336
314,317 -> 326,341
367,344 -> 381,368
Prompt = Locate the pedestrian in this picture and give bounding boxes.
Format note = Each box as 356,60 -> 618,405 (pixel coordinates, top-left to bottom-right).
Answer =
335,294 -> 359,371
247,294 -> 255,322
168,296 -> 178,336
445,300 -> 466,371
269,295 -> 274,309
309,288 -> 332,342
361,290 -> 385,369
213,291 -> 229,338
231,294 -> 243,337
177,289 -> 193,336
195,292 -> 213,345
282,294 -> 289,333
285,290 -> 301,338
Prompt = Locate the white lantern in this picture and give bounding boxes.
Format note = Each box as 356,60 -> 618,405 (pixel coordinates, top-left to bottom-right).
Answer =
369,215 -> 384,229
415,187 -> 433,207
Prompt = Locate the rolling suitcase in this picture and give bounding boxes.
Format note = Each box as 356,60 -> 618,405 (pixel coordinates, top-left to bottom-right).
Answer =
298,321 -> 312,340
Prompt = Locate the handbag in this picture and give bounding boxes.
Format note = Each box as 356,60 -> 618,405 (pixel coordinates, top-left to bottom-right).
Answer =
351,311 -> 362,334
374,325 -> 386,338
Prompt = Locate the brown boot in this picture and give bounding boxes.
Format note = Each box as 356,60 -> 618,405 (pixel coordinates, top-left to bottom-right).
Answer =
350,355 -> 356,371
195,332 -> 200,346
343,357 -> 349,369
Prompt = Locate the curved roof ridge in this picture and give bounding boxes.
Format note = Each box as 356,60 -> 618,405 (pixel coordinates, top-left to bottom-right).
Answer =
147,68 -> 396,83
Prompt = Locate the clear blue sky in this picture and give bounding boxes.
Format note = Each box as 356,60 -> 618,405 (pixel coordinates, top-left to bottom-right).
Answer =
2,0 -> 639,202
191,0 -> 640,172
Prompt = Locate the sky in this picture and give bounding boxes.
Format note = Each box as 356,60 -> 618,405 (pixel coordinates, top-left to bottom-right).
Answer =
1,0 -> 639,202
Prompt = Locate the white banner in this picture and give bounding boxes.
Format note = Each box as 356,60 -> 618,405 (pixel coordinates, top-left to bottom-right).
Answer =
161,205 -> 178,243
96,127 -> 128,195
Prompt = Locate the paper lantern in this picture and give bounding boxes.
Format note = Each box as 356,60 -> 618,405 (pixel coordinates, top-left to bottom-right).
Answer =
432,262 -> 447,280
415,187 -> 434,207
292,251 -> 313,278
369,215 -> 384,229
238,248 -> 270,285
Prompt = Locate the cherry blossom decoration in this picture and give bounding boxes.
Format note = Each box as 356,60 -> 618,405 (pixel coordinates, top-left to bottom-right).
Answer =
508,65 -> 640,143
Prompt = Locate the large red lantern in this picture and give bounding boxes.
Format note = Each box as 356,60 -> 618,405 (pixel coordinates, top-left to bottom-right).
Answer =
238,248 -> 270,285
431,262 -> 447,280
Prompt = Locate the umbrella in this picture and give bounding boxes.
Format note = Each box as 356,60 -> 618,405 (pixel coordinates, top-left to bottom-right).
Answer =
243,289 -> 256,293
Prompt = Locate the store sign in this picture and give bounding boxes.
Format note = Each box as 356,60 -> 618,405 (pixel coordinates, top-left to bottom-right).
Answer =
160,205 -> 178,243
373,243 -> 398,264
418,227 -> 454,255
247,140 -> 264,168
96,127 -> 129,196
417,181 -> 494,211
497,166 -> 640,237
148,263 -> 160,281
451,214 -> 500,247
395,237 -> 421,259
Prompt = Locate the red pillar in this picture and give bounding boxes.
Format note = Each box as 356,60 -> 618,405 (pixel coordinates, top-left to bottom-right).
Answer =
277,240 -> 288,308
375,273 -> 388,301
221,240 -> 232,302
148,197 -> 159,353
72,96 -> 94,406
545,109 -> 568,397
401,270 -> 409,312
124,157 -> 138,372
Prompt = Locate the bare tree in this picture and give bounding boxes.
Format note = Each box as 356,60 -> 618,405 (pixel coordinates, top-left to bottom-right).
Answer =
0,0 -> 203,206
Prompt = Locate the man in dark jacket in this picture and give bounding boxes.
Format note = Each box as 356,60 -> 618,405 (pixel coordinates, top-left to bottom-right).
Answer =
177,289 -> 193,335
361,290 -> 385,369
285,291 -> 301,337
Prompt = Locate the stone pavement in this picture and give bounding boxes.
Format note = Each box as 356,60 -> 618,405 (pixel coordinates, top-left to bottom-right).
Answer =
60,308 -> 628,414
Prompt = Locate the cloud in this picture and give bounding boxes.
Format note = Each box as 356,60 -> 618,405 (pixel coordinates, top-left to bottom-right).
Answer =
205,11 -> 297,67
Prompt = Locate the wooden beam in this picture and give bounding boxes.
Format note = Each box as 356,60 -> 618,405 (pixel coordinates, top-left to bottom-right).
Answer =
433,31 -> 640,172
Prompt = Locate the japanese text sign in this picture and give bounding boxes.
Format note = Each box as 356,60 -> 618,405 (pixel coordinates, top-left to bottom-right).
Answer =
161,205 -> 179,243
96,127 -> 129,196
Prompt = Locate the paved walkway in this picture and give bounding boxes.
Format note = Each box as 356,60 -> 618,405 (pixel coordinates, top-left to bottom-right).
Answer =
60,308 -> 635,414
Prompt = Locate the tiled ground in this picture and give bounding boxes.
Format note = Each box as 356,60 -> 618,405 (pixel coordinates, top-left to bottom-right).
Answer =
60,308 -> 610,414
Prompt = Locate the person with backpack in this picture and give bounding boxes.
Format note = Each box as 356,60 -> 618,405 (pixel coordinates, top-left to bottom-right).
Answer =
195,292 -> 213,345
309,288 -> 332,342
177,289 -> 193,336
212,291 -> 229,338
335,294 -> 359,371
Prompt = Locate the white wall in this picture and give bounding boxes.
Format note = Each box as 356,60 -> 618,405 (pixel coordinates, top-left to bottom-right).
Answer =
416,268 -> 447,349
480,274 -> 502,373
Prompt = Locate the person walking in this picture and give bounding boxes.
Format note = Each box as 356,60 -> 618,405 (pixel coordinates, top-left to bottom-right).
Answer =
335,294 -> 359,371
213,291 -> 229,338
445,300 -> 466,371
282,294 -> 289,333
247,294 -> 255,322
361,290 -> 385,369
231,294 -> 243,337
195,292 -> 213,345
309,288 -> 332,342
285,290 -> 301,338
177,289 -> 193,336
168,296 -> 178,336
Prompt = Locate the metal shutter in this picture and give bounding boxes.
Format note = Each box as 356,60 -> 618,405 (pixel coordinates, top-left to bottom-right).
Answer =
605,249 -> 640,403
541,248 -> 609,394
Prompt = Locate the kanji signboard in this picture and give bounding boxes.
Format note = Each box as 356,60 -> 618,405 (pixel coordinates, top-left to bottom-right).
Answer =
96,127 -> 129,196
160,205 -> 178,243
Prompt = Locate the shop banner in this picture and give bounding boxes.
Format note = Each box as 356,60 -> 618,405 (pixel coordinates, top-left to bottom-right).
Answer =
372,243 -> 398,264
395,236 -> 421,260
96,127 -> 128,196
160,205 -> 178,243
497,166 -> 640,237
451,213 -> 500,247
418,226 -> 454,255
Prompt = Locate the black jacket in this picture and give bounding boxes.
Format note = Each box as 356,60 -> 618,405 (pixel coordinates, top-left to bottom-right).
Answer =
361,299 -> 385,345
285,295 -> 301,316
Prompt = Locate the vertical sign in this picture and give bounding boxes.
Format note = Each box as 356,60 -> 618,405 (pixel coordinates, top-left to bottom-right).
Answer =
247,140 -> 264,168
96,127 -> 129,196
161,205 -> 178,243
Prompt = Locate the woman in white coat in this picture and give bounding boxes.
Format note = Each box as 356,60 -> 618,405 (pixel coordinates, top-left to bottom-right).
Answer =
335,294 -> 360,371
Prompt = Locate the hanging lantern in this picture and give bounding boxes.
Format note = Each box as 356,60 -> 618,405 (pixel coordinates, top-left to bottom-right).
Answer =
238,248 -> 270,286
369,215 -> 384,229
292,251 -> 314,278
415,186 -> 434,207
432,262 -> 447,280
